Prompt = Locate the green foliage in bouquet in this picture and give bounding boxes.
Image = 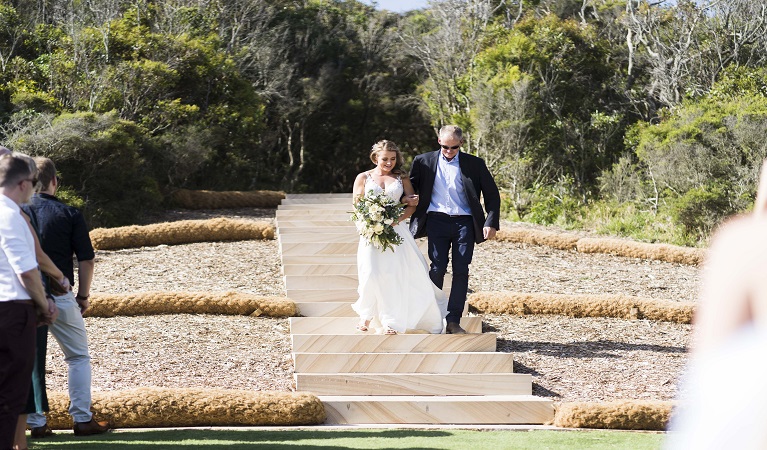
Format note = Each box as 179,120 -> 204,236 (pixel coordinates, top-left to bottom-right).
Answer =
351,192 -> 405,252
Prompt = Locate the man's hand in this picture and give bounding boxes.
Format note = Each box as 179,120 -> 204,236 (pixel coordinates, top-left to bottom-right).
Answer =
60,276 -> 71,292
483,227 -> 497,240
39,297 -> 59,326
76,296 -> 90,314
402,194 -> 419,207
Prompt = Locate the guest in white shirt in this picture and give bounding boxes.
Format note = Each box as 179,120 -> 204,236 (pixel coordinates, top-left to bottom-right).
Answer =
0,152 -> 56,449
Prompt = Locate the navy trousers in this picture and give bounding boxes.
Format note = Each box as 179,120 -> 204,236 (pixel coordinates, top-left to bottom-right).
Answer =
425,213 -> 475,324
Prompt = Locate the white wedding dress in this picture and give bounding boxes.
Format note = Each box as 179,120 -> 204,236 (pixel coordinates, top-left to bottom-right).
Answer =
352,175 -> 448,334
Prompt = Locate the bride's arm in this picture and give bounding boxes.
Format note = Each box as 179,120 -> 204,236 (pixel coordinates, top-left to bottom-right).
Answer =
352,172 -> 367,205
396,177 -> 418,225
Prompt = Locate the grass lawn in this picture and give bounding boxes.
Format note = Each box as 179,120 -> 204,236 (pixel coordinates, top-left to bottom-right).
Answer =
30,428 -> 664,449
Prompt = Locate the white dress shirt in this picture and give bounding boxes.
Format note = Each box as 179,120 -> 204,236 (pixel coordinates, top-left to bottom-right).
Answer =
427,151 -> 472,216
0,194 -> 38,301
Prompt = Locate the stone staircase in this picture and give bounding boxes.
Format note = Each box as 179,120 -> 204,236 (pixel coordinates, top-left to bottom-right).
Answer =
277,193 -> 554,424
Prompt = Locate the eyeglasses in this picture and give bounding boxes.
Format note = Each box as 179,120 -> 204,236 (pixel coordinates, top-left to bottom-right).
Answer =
20,177 -> 38,186
440,145 -> 461,150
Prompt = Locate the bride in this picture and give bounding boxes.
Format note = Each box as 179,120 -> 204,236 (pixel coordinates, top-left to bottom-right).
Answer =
351,140 -> 447,335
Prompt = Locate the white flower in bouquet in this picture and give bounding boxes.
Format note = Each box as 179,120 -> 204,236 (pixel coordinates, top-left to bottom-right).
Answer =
350,191 -> 405,252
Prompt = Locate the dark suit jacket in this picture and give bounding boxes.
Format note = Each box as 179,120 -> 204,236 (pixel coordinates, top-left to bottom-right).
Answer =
409,150 -> 501,244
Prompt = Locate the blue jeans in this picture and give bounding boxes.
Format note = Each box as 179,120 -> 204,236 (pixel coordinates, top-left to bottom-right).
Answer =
27,292 -> 92,426
425,213 -> 475,324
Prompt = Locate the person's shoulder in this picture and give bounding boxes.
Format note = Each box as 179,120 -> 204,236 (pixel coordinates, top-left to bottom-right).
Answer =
413,149 -> 438,161
460,152 -> 484,163
354,171 -> 369,184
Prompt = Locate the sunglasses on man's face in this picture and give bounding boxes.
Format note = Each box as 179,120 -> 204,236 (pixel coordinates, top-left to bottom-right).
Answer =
441,145 -> 460,150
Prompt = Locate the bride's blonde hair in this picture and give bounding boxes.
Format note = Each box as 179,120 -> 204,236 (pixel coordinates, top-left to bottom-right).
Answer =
370,140 -> 404,173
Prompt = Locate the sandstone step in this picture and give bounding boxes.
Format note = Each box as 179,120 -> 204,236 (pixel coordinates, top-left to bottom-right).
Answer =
282,255 -> 357,265
319,395 -> 554,424
279,240 -> 428,256
278,233 -> 358,244
278,204 -> 353,211
275,213 -> 353,221
295,302 -> 355,317
277,226 -> 356,234
296,373 -> 532,396
292,352 -> 515,374
287,285 -> 453,302
276,210 -> 350,218
285,275 -> 358,290
281,198 -> 351,204
280,242 -> 356,255
289,316 -> 482,334
284,272 -> 451,290
291,333 -> 496,353
283,264 -> 357,276
285,193 -> 352,199
287,289 -> 358,302
276,221 -> 356,228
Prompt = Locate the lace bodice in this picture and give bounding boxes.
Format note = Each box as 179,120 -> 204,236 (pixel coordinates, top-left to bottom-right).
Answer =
365,174 -> 403,203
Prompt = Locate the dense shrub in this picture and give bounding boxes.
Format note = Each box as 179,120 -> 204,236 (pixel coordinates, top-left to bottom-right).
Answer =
669,183 -> 736,238
7,111 -> 163,227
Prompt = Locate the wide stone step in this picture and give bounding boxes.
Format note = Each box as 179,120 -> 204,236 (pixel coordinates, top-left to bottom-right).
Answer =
277,226 -> 356,234
285,273 -> 453,291
289,316 -> 481,334
279,233 -> 358,244
281,198 -> 351,204
291,333 -> 496,353
280,240 -> 428,256
283,264 -> 357,276
292,352 -> 515,374
285,275 -> 359,290
285,193 -> 352,199
295,302 -> 355,317
296,373 -> 531,396
282,255 -> 357,265
287,289 -> 358,302
320,395 -> 554,424
276,214 -> 353,222
276,210 -> 350,218
280,242 -> 357,255
276,222 -> 356,230
278,204 -> 353,211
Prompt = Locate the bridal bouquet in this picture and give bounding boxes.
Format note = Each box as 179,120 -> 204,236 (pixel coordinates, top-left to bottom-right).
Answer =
351,192 -> 405,252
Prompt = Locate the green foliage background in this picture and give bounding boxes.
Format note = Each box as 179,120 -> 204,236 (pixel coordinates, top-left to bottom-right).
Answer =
0,0 -> 764,243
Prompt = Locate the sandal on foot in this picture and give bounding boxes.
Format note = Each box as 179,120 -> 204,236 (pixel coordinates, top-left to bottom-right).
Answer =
384,327 -> 397,335
356,319 -> 370,332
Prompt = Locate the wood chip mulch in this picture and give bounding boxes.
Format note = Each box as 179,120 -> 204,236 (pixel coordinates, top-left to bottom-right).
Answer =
41,209 -> 696,404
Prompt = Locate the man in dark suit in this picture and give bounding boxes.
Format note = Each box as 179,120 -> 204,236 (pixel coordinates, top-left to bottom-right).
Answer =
408,125 -> 500,334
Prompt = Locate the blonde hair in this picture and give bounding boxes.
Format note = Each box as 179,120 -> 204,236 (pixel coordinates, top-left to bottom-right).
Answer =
439,125 -> 463,140
369,140 -> 404,173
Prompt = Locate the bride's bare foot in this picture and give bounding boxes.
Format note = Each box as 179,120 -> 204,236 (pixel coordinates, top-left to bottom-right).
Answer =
384,326 -> 397,335
356,319 -> 370,332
